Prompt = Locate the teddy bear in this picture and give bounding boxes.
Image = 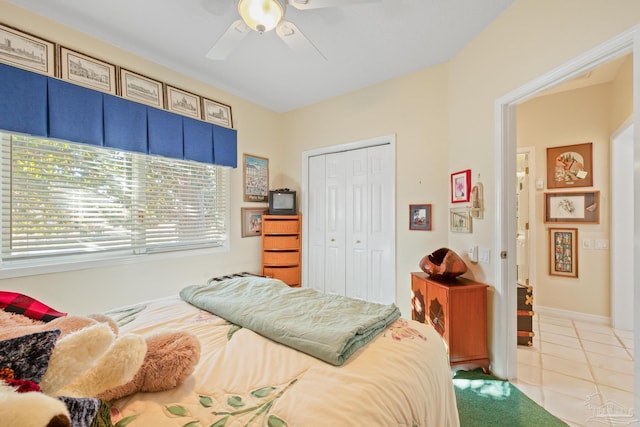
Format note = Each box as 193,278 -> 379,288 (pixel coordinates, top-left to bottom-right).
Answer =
0,298 -> 201,427
0,381 -> 72,427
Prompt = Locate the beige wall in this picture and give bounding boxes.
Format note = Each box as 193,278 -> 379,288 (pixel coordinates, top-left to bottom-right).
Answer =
0,1 -> 285,313
517,84 -> 613,316
514,56 -> 632,318
282,64 -> 451,317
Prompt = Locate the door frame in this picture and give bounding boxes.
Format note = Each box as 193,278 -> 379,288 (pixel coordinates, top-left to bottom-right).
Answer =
494,25 -> 639,393
300,134 -> 397,293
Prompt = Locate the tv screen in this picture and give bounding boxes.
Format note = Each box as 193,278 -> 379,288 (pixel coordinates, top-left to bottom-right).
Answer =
269,190 -> 296,215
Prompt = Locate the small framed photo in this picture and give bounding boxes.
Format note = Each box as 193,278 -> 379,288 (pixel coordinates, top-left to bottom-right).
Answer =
166,85 -> 201,119
241,207 -> 267,237
450,207 -> 472,233
243,153 -> 269,202
451,169 -> 471,203
544,191 -> 600,224
119,68 -> 164,108
409,204 -> 432,231
547,143 -> 593,189
0,23 -> 56,76
549,227 -> 578,278
203,97 -> 233,128
59,47 -> 116,94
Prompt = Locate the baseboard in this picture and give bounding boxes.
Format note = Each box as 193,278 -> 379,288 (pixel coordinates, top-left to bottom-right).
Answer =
535,305 -> 611,326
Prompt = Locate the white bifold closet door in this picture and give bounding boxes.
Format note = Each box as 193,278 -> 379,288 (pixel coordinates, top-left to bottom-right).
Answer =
306,144 -> 394,304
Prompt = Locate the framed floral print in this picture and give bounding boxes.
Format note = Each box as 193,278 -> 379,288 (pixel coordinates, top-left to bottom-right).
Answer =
451,169 -> 471,203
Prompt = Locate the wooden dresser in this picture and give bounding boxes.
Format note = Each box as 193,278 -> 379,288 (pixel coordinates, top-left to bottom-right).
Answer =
411,272 -> 489,373
261,214 -> 301,287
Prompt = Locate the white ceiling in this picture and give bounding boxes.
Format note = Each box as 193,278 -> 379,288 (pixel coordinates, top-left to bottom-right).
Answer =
7,0 -> 517,112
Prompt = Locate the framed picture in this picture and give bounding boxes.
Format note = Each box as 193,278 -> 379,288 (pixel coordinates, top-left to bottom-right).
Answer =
119,68 -> 164,108
241,207 -> 267,237
0,23 -> 56,76
409,204 -> 432,231
546,143 -> 593,189
549,227 -> 578,278
243,153 -> 269,202
59,47 -> 116,94
544,191 -> 600,224
166,85 -> 201,119
203,97 -> 233,128
451,169 -> 471,203
450,207 -> 472,233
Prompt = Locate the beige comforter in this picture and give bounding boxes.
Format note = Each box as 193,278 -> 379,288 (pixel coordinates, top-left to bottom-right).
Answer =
107,295 -> 460,427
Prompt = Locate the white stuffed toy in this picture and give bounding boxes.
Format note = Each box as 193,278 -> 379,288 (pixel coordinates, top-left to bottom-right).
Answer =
0,381 -> 71,427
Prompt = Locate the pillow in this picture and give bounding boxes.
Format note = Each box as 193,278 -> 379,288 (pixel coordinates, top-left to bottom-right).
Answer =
0,291 -> 67,321
0,329 -> 61,383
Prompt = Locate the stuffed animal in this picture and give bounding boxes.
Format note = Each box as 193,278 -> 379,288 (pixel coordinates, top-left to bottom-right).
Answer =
0,299 -> 201,426
0,382 -> 71,427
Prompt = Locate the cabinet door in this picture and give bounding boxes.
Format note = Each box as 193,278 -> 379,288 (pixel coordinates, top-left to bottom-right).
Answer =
426,282 -> 449,344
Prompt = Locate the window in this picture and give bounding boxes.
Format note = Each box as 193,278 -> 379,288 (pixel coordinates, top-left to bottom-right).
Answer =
1,133 -> 229,266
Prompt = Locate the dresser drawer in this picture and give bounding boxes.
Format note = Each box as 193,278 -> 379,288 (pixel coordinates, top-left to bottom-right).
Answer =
263,235 -> 300,250
263,250 -> 299,266
263,266 -> 301,286
262,219 -> 299,234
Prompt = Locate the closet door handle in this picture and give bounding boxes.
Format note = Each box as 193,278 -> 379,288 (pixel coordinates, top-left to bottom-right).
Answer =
330,238 -> 335,242
356,240 -> 361,244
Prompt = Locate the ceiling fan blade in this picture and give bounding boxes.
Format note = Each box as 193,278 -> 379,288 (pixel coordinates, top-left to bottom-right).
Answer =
288,0 -> 381,10
276,21 -> 327,60
205,19 -> 250,60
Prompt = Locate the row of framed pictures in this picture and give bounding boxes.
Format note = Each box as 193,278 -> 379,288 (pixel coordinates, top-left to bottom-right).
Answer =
409,204 -> 473,233
0,23 -> 233,128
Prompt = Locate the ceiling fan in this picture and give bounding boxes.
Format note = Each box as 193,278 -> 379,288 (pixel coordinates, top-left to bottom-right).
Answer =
205,0 -> 381,60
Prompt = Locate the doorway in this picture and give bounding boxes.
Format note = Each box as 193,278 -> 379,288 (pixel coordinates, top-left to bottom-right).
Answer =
494,26 -> 638,406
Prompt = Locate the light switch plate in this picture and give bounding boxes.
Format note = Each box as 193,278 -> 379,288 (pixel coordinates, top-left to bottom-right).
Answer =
478,247 -> 490,264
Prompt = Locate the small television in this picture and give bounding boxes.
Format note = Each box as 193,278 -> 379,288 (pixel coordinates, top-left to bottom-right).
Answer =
269,189 -> 297,215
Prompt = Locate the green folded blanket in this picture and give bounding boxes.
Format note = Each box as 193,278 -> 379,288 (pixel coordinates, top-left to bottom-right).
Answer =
180,277 -> 401,366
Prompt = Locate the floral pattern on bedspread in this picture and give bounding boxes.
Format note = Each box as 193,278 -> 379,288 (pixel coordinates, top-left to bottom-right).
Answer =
107,295 -> 460,427
384,319 -> 427,342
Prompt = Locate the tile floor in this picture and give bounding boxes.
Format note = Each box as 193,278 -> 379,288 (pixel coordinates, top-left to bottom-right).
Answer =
512,313 -> 635,426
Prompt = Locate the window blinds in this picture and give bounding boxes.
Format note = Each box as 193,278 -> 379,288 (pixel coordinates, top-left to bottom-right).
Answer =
1,133 -> 229,262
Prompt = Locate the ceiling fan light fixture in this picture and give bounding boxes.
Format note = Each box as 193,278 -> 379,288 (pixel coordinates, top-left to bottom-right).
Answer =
238,0 -> 285,33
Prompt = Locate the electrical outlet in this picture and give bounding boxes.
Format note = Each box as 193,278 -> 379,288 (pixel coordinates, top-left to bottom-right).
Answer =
582,239 -> 592,250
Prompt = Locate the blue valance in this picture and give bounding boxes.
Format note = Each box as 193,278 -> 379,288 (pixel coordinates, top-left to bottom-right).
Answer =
0,63 -> 237,168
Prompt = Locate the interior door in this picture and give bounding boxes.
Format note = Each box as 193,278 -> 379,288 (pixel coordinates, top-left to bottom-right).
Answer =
324,152 -> 347,296
345,148 -> 368,300
307,154 -> 326,293
516,152 -> 530,288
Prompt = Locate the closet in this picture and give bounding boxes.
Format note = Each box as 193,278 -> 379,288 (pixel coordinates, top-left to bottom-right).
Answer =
305,143 -> 394,304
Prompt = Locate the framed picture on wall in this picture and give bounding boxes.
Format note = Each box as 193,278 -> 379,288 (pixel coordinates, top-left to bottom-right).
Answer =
0,23 -> 56,76
549,227 -> 578,278
243,153 -> 269,202
450,207 -> 472,233
409,204 -> 432,231
203,97 -> 233,128
544,191 -> 599,224
451,169 -> 471,203
119,68 -> 165,108
546,142 -> 593,189
241,207 -> 267,237
166,85 -> 201,119
59,46 -> 117,94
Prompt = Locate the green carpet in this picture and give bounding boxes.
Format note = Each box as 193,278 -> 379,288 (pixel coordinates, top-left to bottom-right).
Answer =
453,369 -> 569,427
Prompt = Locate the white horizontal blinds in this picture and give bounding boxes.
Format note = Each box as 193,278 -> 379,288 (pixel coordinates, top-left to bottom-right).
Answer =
141,155 -> 228,251
1,132 -> 229,263
4,135 -> 134,259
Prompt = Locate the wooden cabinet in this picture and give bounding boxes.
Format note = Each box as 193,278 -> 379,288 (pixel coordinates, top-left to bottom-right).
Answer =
262,215 -> 301,287
411,272 -> 489,372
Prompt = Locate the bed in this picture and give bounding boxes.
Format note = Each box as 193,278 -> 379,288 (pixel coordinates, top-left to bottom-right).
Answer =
104,275 -> 460,427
